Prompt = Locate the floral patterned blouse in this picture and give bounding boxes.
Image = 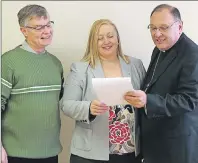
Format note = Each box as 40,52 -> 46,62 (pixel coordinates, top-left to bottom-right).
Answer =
109,104 -> 135,155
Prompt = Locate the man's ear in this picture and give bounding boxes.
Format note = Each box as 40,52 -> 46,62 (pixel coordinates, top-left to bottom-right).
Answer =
20,27 -> 28,37
179,21 -> 183,33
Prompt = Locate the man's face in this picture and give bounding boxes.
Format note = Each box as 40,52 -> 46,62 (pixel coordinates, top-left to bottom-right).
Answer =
21,16 -> 53,52
149,9 -> 183,51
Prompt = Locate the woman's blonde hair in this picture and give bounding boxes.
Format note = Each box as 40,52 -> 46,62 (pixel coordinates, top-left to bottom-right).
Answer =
81,19 -> 129,68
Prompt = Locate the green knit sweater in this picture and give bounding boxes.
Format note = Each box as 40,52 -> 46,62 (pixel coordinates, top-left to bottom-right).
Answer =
1,46 -> 63,158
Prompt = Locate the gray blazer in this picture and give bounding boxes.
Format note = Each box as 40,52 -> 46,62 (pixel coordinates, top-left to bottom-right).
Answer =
62,56 -> 145,160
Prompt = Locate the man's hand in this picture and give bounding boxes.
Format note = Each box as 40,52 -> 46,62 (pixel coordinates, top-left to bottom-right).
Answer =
124,90 -> 147,108
90,100 -> 108,115
1,145 -> 8,163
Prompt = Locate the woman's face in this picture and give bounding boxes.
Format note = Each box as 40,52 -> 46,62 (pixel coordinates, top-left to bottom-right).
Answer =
97,24 -> 119,59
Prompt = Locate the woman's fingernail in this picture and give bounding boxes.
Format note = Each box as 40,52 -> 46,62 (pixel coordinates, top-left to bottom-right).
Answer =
101,102 -> 106,106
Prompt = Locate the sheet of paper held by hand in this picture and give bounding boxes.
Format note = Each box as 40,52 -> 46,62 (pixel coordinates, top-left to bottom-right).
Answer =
92,77 -> 134,106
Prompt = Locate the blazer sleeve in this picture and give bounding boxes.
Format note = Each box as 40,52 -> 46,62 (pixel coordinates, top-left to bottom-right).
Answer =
146,53 -> 198,118
62,62 -> 91,124
136,59 -> 146,88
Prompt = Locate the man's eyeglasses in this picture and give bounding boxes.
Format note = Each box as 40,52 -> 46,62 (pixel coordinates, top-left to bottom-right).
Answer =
147,21 -> 178,33
25,21 -> 54,32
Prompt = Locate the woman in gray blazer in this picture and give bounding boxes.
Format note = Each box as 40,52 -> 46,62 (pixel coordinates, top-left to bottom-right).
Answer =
62,19 -> 145,163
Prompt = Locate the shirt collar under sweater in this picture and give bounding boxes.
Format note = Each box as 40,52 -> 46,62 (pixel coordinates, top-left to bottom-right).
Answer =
20,40 -> 46,54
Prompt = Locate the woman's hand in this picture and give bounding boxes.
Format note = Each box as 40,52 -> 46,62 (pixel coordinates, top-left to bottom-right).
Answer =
1,145 -> 8,163
90,100 -> 108,115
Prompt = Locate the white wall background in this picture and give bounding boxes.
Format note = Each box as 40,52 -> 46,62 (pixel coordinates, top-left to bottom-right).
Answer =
2,1 -> 198,163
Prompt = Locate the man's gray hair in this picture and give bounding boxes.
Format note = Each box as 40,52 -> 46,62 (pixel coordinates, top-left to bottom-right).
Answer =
150,4 -> 182,21
17,4 -> 48,27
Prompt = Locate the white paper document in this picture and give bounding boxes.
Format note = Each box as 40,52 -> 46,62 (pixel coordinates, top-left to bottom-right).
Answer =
92,77 -> 134,106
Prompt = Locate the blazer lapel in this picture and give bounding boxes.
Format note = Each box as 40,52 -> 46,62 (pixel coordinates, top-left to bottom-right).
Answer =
90,60 -> 105,78
90,56 -> 131,78
149,48 -> 178,87
119,56 -> 131,77
142,48 -> 159,89
150,48 -> 159,67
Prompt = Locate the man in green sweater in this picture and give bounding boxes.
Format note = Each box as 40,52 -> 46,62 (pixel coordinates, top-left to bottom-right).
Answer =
1,4 -> 64,163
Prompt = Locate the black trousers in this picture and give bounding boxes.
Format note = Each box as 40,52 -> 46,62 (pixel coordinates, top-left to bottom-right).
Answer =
70,153 -> 142,163
8,155 -> 58,163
